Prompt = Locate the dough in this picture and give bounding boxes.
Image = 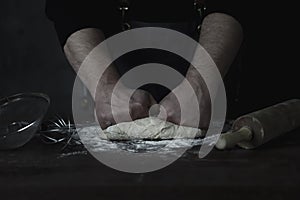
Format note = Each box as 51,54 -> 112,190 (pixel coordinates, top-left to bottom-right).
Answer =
100,117 -> 204,141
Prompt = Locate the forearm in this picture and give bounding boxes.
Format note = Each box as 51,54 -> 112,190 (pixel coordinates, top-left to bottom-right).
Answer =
186,13 -> 244,88
63,28 -> 120,94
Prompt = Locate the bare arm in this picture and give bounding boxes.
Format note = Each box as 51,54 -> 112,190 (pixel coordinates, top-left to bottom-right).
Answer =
63,28 -> 156,128
187,12 -> 244,86
63,28 -> 120,91
160,13 -> 244,128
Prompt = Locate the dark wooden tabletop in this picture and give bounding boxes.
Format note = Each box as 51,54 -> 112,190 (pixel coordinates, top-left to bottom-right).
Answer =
1,129 -> 300,200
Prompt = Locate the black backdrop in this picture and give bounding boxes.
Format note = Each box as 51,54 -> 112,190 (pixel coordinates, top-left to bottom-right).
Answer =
0,0 -> 299,120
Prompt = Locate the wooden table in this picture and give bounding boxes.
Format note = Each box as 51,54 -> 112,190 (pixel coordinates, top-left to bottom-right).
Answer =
1,129 -> 300,200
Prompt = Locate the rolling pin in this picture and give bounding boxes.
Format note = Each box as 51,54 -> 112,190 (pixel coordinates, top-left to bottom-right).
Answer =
216,99 -> 300,150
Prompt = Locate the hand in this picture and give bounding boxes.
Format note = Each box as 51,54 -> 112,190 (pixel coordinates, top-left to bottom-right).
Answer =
95,83 -> 156,129
160,79 -> 211,129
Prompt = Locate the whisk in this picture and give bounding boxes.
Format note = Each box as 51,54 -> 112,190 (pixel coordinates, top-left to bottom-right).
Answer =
39,116 -> 83,150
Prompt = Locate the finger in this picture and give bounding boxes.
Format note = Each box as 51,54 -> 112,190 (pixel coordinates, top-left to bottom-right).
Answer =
148,93 -> 157,107
199,105 -> 211,130
149,104 -> 161,117
99,119 -> 114,129
97,113 -> 116,129
130,103 -> 149,120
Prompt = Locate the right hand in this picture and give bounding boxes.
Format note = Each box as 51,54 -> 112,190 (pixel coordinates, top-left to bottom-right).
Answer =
159,78 -> 211,129
95,83 -> 157,129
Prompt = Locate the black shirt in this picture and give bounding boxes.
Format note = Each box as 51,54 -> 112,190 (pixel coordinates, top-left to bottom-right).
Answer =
46,0 -> 241,101
46,0 -> 240,45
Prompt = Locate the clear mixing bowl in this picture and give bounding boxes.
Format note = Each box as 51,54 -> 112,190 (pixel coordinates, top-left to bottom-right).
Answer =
0,93 -> 50,150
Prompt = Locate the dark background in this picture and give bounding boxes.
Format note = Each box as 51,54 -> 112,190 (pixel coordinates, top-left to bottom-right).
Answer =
0,0 -> 299,119
1,1 -> 300,199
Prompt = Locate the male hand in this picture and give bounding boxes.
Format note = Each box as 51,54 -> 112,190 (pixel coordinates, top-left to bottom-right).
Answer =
96,83 -> 156,129
160,79 -> 211,129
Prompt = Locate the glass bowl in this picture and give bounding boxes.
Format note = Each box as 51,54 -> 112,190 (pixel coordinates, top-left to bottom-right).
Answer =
0,93 -> 50,150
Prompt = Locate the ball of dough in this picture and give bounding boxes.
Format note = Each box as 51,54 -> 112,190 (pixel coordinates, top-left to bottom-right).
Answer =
100,117 -> 204,141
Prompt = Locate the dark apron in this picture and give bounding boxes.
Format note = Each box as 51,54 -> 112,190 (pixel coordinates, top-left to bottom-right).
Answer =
114,20 -> 200,102
113,0 -> 242,116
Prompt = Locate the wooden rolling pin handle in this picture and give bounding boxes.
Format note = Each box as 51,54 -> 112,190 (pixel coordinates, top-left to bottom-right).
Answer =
215,127 -> 253,150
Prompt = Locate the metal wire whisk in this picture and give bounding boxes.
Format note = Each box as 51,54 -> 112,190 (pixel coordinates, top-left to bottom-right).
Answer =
39,116 -> 83,150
